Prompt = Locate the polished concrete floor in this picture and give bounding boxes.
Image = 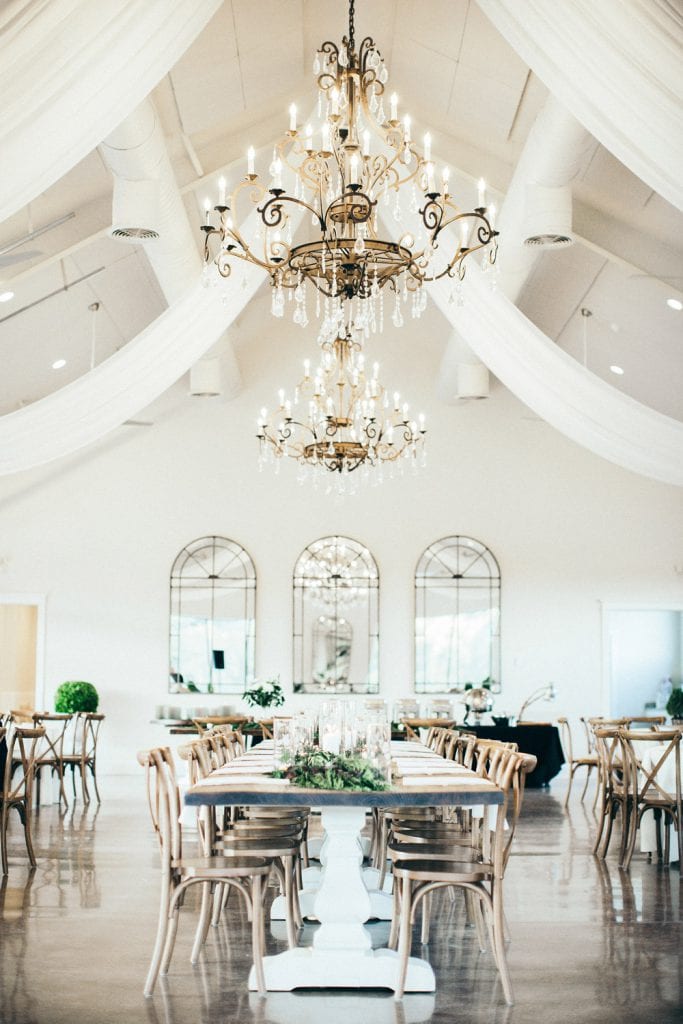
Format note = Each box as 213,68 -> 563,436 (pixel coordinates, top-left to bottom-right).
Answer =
0,774 -> 681,1024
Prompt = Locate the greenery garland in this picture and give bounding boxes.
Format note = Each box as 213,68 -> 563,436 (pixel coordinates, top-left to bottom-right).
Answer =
272,748 -> 389,792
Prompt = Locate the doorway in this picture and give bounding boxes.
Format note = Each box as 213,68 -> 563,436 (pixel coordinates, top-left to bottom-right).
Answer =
602,604 -> 683,718
0,596 -> 45,712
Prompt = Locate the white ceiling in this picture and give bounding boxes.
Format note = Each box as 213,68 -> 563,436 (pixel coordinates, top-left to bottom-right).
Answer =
0,0 -> 681,422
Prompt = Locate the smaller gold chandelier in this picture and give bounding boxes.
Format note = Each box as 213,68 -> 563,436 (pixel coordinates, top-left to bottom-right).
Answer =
256,328 -> 426,485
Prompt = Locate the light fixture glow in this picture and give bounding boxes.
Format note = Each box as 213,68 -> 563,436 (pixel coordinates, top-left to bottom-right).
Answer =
609,364 -> 624,375
0,290 -> 14,303
52,359 -> 67,370
666,298 -> 682,311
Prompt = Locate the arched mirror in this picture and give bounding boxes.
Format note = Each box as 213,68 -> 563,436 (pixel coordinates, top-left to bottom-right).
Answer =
293,535 -> 379,694
169,536 -> 256,694
415,536 -> 500,694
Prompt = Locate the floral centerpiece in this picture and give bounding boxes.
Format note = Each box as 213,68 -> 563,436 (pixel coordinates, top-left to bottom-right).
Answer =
272,748 -> 389,792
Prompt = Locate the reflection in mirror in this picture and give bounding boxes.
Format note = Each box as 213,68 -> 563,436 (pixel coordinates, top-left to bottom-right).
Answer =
293,536 -> 379,694
415,536 -> 500,694
169,536 -> 255,694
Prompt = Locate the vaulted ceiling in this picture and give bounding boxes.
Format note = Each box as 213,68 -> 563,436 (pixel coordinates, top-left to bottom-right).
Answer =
0,0 -> 681,421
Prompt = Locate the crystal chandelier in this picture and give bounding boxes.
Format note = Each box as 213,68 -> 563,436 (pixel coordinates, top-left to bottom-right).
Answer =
256,326 -> 426,487
201,0 -> 498,338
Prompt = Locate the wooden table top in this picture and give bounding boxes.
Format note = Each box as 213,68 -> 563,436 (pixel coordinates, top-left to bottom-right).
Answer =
184,743 -> 502,808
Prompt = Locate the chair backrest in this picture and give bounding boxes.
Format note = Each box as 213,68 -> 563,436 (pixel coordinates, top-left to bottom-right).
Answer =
618,728 -> 682,805
593,726 -> 624,795
31,712 -> 71,762
79,713 -> 104,761
580,717 -> 596,754
2,724 -> 45,804
137,747 -> 180,865
557,717 -> 573,763
177,739 -> 214,783
623,716 -> 665,729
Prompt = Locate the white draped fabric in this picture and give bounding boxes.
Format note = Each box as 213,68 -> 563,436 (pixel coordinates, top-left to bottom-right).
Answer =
0,0 -> 221,224
0,270 -> 263,475
478,0 -> 683,212
429,270 -> 683,487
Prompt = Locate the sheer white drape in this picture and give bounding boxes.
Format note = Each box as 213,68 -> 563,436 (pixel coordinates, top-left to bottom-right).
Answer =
0,271 -> 262,475
429,269 -> 683,487
478,0 -> 683,211
0,0 -> 221,223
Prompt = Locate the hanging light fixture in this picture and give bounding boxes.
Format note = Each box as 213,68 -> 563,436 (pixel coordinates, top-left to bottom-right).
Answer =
200,0 -> 498,338
256,325 -> 426,488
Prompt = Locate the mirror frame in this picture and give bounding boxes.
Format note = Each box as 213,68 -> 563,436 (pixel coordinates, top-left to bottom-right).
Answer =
414,535 -> 501,694
169,535 -> 256,694
293,535 -> 379,694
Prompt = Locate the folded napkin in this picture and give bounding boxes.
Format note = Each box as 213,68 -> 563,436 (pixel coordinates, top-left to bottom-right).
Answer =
195,774 -> 289,787
399,775 -> 494,787
214,764 -> 273,775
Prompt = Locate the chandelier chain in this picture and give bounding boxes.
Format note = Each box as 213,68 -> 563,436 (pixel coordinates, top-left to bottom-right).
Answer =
348,0 -> 355,53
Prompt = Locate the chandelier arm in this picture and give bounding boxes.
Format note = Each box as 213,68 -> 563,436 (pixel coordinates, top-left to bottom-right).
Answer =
258,192 -> 325,234
317,41 -> 340,92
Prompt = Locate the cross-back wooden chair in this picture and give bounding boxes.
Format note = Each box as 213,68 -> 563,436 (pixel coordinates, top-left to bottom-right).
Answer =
29,712 -> 72,807
1,724 -> 45,874
592,726 -> 629,860
618,728 -> 681,871
61,713 -> 105,804
389,747 -> 535,1005
137,745 -> 273,996
557,717 -> 599,809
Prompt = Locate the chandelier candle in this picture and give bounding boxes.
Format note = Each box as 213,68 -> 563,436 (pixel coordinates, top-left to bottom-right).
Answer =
200,0 -> 498,339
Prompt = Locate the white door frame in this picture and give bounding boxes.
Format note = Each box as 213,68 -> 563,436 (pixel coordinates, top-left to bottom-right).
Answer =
0,593 -> 47,708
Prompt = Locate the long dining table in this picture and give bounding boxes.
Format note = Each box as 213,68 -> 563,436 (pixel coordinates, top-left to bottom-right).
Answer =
185,739 -> 503,993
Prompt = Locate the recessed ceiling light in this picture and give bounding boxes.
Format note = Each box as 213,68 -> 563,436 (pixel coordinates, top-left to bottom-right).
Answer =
52,359 -> 67,370
0,290 -> 14,302
609,364 -> 624,375
666,298 -> 683,311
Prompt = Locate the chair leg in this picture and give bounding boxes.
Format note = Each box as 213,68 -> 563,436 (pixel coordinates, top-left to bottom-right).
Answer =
1,805 -> 9,875
388,873 -> 401,950
492,880 -> 514,1006
160,901 -> 181,975
144,872 -> 173,997
563,764 -> 575,810
579,765 -> 594,803
90,762 -> 102,803
81,762 -> 90,805
419,891 -> 430,945
56,763 -> 69,808
394,876 -> 413,1000
284,858 -> 298,950
18,801 -> 37,868
190,882 -> 213,964
251,874 -> 266,995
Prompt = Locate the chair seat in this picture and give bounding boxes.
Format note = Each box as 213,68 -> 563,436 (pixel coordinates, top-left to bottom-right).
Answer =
573,756 -> 599,766
215,837 -> 300,857
389,841 -> 477,861
393,858 -> 493,883
173,855 -> 272,878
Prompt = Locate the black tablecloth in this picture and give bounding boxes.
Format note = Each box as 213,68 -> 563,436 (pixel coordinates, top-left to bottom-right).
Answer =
467,724 -> 565,788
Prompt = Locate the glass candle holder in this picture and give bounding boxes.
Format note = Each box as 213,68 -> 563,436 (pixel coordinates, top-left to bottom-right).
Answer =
273,716 -> 295,769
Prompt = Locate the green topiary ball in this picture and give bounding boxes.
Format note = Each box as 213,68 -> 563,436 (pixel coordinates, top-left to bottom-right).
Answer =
54,680 -> 99,713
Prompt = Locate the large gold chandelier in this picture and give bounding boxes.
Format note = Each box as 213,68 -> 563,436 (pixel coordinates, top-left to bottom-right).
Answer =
256,326 -> 426,489
201,0 -> 498,336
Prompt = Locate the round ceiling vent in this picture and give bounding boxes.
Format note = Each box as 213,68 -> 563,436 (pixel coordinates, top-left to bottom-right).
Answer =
524,233 -> 573,248
111,227 -> 159,239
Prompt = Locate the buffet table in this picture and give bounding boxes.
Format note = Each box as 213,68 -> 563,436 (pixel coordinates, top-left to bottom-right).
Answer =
185,741 -> 502,993
467,724 -> 564,787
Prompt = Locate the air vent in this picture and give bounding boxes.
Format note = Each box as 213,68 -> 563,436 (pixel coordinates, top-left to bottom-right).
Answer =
524,233 -> 573,248
112,227 -> 159,240
522,184 -> 574,250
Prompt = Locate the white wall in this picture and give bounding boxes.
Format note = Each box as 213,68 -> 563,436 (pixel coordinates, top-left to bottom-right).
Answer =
0,289 -> 682,771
